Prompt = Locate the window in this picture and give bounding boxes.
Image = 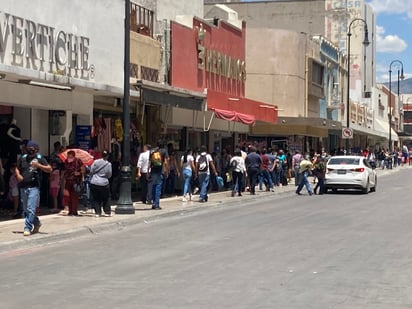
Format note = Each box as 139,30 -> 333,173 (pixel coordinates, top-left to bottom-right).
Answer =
311,61 -> 324,86
329,158 -> 360,165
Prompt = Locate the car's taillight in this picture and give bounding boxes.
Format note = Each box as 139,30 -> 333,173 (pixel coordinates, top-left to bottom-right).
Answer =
351,168 -> 364,172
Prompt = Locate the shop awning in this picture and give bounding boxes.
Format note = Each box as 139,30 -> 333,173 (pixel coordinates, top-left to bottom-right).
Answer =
206,89 -> 278,125
134,79 -> 206,111
211,108 -> 256,126
374,118 -> 398,141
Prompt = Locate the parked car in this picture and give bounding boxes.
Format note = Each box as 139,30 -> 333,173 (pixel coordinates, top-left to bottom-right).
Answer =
324,156 -> 377,194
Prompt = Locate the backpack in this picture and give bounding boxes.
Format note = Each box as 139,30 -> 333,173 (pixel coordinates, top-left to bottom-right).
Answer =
198,154 -> 208,172
150,149 -> 163,167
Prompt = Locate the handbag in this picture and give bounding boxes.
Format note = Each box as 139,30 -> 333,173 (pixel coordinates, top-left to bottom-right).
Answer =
73,181 -> 85,194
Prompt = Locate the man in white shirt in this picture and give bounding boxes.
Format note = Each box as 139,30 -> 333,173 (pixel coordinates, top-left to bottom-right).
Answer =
136,144 -> 151,204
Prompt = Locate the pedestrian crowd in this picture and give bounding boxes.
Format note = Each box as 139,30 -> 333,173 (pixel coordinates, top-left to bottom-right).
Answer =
135,142 -> 338,208
2,137 -> 411,237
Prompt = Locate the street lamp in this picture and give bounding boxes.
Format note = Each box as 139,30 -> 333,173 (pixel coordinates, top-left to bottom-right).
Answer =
388,60 -> 405,152
116,0 -> 135,214
346,18 -> 370,154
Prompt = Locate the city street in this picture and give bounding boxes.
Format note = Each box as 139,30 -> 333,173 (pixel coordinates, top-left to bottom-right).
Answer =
1,168 -> 412,308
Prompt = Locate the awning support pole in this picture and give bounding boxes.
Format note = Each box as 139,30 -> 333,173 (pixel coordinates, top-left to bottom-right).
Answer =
203,111 -> 214,131
163,104 -> 171,134
140,98 -> 146,125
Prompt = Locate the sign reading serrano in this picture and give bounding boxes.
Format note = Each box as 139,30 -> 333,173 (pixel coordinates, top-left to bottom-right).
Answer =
197,43 -> 246,82
0,11 -> 91,80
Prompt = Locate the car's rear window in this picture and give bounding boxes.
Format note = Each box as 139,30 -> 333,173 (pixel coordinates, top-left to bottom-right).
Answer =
328,158 -> 360,165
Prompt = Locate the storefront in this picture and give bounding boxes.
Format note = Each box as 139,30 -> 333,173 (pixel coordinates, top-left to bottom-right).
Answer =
166,17 -> 278,153
0,0 -> 125,160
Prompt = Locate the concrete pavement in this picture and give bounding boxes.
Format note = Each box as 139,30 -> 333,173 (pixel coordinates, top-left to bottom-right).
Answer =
0,166 -> 405,253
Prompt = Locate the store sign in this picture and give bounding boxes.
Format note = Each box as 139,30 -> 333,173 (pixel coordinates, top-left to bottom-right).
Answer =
0,11 -> 92,80
197,43 -> 246,82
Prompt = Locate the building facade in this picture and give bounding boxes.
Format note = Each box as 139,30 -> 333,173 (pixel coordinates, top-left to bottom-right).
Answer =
205,0 -> 388,153
0,0 -> 127,161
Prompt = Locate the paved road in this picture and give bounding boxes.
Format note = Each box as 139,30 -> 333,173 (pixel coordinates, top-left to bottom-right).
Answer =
1,168 -> 412,309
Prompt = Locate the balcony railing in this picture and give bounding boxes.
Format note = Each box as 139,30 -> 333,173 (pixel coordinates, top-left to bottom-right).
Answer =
131,2 -> 154,38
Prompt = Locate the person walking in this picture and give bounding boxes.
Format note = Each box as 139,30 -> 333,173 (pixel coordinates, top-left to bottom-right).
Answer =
90,150 -> 112,217
149,144 -> 169,210
180,148 -> 195,202
259,148 -> 274,192
14,140 -> 52,236
61,150 -> 85,216
136,144 -> 151,204
195,145 -> 217,203
166,150 -> 180,195
292,150 -> 303,186
230,148 -> 246,197
296,156 -> 313,196
245,146 -> 262,195
313,156 -> 326,195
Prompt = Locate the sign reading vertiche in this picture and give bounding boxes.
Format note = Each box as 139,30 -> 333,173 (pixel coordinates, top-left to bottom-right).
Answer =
0,11 -> 92,80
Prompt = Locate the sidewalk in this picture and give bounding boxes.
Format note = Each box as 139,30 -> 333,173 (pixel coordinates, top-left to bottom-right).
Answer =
0,166 -> 406,253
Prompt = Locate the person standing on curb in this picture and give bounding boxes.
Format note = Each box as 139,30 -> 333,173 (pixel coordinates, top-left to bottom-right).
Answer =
195,145 -> 217,203
230,148 -> 246,197
90,150 -> 112,217
14,140 -> 52,236
61,150 -> 85,216
149,143 -> 169,210
136,144 -> 151,204
245,146 -> 262,195
180,148 -> 195,202
295,156 -> 313,196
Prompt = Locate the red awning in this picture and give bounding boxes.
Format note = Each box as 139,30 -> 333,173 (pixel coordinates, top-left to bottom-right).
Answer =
211,108 -> 256,126
206,89 -> 278,125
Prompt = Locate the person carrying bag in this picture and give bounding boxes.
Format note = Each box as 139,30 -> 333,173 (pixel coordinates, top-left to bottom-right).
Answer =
89,150 -> 112,217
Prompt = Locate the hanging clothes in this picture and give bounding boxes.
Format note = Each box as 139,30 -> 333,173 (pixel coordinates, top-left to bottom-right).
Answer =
114,118 -> 123,142
97,118 -> 112,151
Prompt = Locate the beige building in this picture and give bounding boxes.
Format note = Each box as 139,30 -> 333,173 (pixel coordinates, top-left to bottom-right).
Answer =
205,0 -> 387,153
205,2 -> 342,152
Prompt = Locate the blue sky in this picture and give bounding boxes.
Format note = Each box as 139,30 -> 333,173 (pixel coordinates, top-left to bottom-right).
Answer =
367,0 -> 412,82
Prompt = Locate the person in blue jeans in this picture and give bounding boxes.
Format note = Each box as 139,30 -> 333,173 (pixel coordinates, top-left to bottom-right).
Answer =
245,146 -> 262,195
195,145 -> 217,203
295,158 -> 313,196
180,148 -> 195,202
14,140 -> 52,236
149,143 -> 169,210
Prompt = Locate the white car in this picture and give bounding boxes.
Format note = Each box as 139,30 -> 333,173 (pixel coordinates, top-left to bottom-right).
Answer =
324,155 -> 377,194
